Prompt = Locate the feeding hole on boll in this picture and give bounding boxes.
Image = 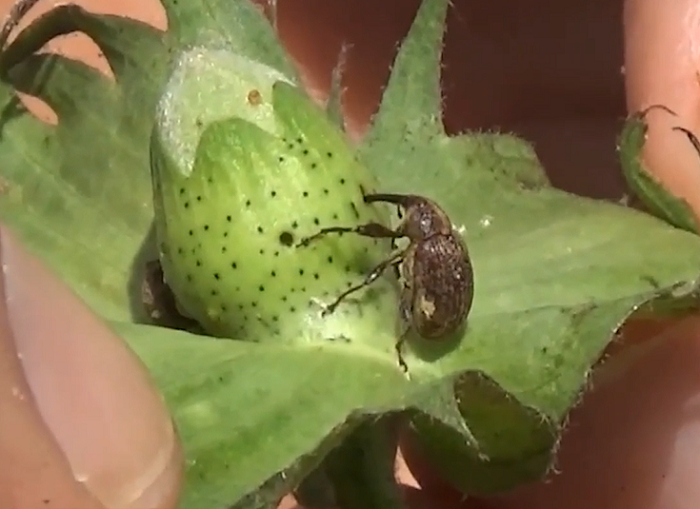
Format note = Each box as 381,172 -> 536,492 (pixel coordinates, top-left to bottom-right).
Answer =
279,231 -> 294,246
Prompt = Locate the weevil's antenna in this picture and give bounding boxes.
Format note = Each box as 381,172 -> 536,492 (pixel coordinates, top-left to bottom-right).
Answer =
0,0 -> 42,50
672,126 -> 700,162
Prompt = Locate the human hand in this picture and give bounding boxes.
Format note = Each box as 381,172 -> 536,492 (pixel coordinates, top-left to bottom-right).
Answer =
3,0 -> 700,508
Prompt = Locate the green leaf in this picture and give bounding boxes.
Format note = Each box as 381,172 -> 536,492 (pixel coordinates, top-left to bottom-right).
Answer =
618,107 -> 699,234
115,322 -> 408,508
357,0 -> 700,495
2,0 -> 700,507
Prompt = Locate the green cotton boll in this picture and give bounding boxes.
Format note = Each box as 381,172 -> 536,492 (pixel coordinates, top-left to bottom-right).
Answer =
151,48 -> 399,345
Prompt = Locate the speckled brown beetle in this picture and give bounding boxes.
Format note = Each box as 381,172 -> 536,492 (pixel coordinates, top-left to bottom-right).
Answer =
297,193 -> 475,371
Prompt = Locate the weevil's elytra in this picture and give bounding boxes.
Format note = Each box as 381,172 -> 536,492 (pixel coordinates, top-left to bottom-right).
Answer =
297,193 -> 475,372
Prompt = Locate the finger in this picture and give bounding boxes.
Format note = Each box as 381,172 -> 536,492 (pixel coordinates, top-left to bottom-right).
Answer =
1,225 -> 183,508
623,0 -> 700,214
0,241 -> 103,508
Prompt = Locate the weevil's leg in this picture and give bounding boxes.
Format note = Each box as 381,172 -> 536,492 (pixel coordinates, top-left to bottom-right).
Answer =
672,126 -> 700,161
390,237 -> 401,280
363,193 -> 415,208
395,328 -> 410,373
323,250 -> 405,315
297,222 -> 403,247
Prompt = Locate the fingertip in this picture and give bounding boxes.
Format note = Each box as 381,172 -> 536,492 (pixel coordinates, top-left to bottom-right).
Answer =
0,225 -> 183,508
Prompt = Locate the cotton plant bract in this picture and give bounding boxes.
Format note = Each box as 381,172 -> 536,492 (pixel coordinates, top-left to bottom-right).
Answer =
1,1 -> 700,508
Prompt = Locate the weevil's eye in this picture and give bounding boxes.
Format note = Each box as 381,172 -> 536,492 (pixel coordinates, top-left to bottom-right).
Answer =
420,214 -> 433,232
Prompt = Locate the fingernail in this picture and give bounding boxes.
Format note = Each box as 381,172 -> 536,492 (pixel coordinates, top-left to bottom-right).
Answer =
1,226 -> 183,507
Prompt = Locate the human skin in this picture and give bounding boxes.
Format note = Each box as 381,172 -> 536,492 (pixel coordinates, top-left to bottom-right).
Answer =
1,0 -> 700,508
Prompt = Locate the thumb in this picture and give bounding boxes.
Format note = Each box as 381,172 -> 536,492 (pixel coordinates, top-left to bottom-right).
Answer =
0,224 -> 183,508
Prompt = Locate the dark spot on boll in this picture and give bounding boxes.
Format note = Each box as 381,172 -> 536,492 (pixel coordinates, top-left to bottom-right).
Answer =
204,225 -> 209,231
259,249 -> 265,255
214,273 -> 220,280
323,188 -> 329,195
247,89 -> 262,105
211,289 -> 218,296
279,231 -> 294,246
197,196 -> 202,202
184,202 -> 190,209
302,191 -> 309,198
279,156 -> 285,163
257,226 -> 264,234
313,218 -> 320,226
177,247 -> 184,254
272,316 -> 279,322
186,274 -> 193,281
179,188 -> 185,195
196,260 -> 202,267
224,232 -> 229,238
245,200 -> 251,207
296,137 -> 303,144
259,285 -> 265,292
327,256 -> 333,263
332,213 -> 338,220
292,221 -> 299,229
290,306 -> 296,312
271,190 -> 277,197
221,246 -> 227,253
326,152 -> 333,158
274,251 -> 280,257
302,149 -> 309,155
226,215 -> 232,222
188,229 -> 194,236
282,296 -> 288,302
311,163 -> 317,169
271,270 -> 277,277
207,177 -> 213,183
299,269 -> 305,276
339,178 -> 346,185
252,302 -> 258,308
231,261 -> 238,269
314,273 -> 320,280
